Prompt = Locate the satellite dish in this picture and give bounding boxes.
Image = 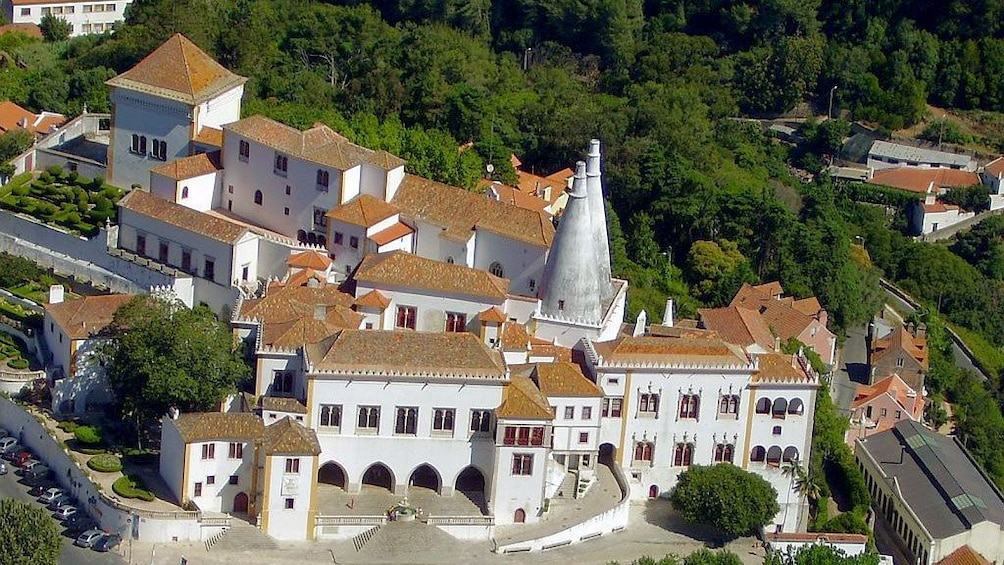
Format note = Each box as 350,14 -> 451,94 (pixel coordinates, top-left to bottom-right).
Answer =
486,163 -> 495,173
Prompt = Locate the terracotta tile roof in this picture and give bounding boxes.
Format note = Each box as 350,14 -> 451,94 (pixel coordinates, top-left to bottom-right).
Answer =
260,396 -> 307,414
283,268 -> 325,288
106,34 -> 246,105
479,306 -> 507,323
326,194 -> 399,227
354,251 -> 509,300
591,335 -> 750,367
308,330 -> 505,376
500,321 -> 530,351
369,222 -> 413,246
45,294 -> 134,339
496,375 -> 554,420
922,201 -> 961,213
851,374 -> 925,420
354,289 -> 390,309
149,151 -> 222,181
0,23 -> 42,38
514,167 -> 573,205
792,297 -> 822,316
699,306 -> 776,351
287,250 -> 331,271
729,282 -> 824,342
752,353 -> 815,384
868,168 -> 980,194
227,115 -> 404,171
0,101 -> 65,136
194,126 -> 223,147
392,174 -> 555,248
263,416 -> 321,455
935,547 -> 991,565
172,412 -> 263,443
985,157 -> 1004,178
765,532 -> 868,544
118,190 -> 248,244
238,283 -> 360,349
480,182 -> 551,214
530,343 -> 573,362
872,326 -> 929,369
527,362 -> 602,398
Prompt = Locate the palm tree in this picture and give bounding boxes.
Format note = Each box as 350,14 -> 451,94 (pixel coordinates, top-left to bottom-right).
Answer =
780,459 -> 804,529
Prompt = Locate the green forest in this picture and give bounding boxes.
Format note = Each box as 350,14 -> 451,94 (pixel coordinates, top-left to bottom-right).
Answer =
2,0 -> 1004,488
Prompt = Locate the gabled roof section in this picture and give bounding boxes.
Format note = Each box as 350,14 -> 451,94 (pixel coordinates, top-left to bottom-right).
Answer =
106,34 -> 246,105
479,306 -> 507,323
872,326 -> 929,369
752,353 -> 816,384
118,190 -> 248,244
590,335 -> 751,368
45,294 -> 134,340
263,416 -> 321,455
0,100 -> 65,136
868,168 -> 980,194
500,321 -> 530,351
308,330 -> 505,377
260,396 -> 307,414
729,282 -> 825,341
984,157 -> 1004,178
287,250 -> 331,271
354,289 -> 391,309
172,412 -> 263,443
392,174 -> 555,248
936,546 -> 991,565
353,251 -> 509,300
851,374 -> 924,419
226,116 -> 404,172
699,305 -> 776,351
326,194 -> 399,227
238,282 -> 359,349
150,151 -> 222,181
528,362 -> 603,398
496,375 -> 554,420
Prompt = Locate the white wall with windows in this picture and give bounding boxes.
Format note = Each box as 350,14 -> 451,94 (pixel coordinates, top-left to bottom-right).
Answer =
308,376 -> 504,500
548,397 -> 602,469
353,283 -> 505,334
150,169 -> 220,212
260,453 -> 317,541
108,90 -> 193,189
471,230 -> 548,298
5,0 -> 131,37
492,420 -> 550,525
184,440 -> 255,513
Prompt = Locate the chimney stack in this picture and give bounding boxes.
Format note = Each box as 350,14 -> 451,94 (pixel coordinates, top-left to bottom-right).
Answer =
48,285 -> 64,304
586,139 -> 614,299
633,310 -> 648,337
662,299 -> 674,327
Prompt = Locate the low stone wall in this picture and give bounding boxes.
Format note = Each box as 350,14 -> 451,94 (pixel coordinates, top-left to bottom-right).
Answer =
493,463 -> 631,553
0,397 -> 222,543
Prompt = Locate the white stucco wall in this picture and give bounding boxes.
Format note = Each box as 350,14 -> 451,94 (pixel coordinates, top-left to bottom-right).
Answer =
109,90 -> 192,190
261,454 -> 317,540
6,0 -> 130,36
184,440 -> 255,513
471,230 -> 547,297
150,170 -> 220,212
354,283 -> 504,334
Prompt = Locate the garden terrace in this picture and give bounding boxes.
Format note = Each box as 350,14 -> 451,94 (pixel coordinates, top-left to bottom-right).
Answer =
0,167 -> 123,237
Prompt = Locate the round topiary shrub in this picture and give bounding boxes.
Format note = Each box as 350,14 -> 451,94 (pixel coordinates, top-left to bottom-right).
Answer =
7,358 -> 29,370
74,425 -> 102,446
87,454 -> 122,473
113,475 -> 155,501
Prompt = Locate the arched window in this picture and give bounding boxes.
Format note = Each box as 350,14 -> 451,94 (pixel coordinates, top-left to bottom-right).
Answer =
719,394 -> 739,415
756,397 -> 771,414
297,230 -> 307,243
788,398 -> 804,415
634,441 -> 654,462
181,186 -> 189,199
446,256 -> 455,264
254,190 -> 263,206
714,443 -> 734,463
307,232 -> 317,245
673,443 -> 694,467
679,393 -> 700,419
318,235 -> 326,247
783,446 -> 799,462
772,398 -> 788,419
395,407 -> 417,435
489,261 -> 504,277
751,446 -> 766,462
766,446 -> 782,466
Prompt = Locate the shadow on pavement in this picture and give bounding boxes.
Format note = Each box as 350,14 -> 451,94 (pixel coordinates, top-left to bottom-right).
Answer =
642,499 -> 724,547
845,362 -> 870,384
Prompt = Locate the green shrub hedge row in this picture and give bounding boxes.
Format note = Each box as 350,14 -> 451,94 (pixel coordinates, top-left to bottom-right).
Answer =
87,454 -> 123,473
113,475 -> 155,502
74,425 -> 102,445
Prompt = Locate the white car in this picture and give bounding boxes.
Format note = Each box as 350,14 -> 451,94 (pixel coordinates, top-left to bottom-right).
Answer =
53,505 -> 78,520
74,529 -> 105,548
38,487 -> 65,504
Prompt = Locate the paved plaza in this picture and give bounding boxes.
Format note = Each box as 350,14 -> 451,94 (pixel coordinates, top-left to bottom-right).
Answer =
317,484 -> 485,518
130,500 -> 768,565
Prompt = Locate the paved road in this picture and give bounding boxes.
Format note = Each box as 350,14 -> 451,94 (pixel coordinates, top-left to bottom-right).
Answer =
0,467 -> 125,565
831,325 -> 869,416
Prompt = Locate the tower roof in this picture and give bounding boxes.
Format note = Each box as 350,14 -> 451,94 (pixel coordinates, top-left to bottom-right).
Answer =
106,34 -> 247,105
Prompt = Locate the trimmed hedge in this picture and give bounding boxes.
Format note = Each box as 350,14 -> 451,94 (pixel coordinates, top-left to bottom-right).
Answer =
113,475 -> 155,502
6,358 -> 28,369
74,425 -> 102,445
87,454 -> 122,473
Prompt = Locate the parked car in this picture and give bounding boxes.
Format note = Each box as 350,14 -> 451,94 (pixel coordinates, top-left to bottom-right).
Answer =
28,483 -> 53,497
25,464 -> 50,481
92,533 -> 122,553
39,487 -> 65,504
53,505 -> 77,521
0,462 -> 7,475
63,514 -> 96,536
74,529 -> 104,548
47,494 -> 72,510
13,451 -> 33,467
21,460 -> 44,474
0,441 -> 21,458
0,436 -> 17,453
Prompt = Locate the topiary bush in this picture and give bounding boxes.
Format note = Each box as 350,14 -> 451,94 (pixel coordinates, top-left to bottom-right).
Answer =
6,359 -> 28,370
113,475 -> 155,502
87,454 -> 122,473
74,425 -> 102,446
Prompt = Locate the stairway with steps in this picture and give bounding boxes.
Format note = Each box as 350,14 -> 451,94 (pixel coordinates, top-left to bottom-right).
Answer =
352,525 -> 381,551
554,472 -> 577,499
207,520 -> 278,552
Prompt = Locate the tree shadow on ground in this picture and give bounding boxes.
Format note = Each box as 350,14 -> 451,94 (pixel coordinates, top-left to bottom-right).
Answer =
641,498 -> 727,548
845,362 -> 870,384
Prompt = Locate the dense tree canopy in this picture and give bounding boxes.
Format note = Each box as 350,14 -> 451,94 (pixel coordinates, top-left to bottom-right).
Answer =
669,464 -> 779,540
0,500 -> 62,565
765,544 -> 881,565
104,296 -> 248,443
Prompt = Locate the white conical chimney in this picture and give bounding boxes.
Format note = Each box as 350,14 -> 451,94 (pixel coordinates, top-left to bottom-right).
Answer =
586,139 -> 613,299
539,162 -> 601,323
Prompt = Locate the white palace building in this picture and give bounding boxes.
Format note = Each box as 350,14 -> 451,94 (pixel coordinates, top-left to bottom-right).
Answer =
40,35 -> 820,546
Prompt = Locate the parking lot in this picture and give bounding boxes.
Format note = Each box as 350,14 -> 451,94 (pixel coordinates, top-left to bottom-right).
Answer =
0,435 -> 125,565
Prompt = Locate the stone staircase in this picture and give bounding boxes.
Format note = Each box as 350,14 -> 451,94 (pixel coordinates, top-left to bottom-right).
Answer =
207,520 -> 278,552
554,472 -> 577,499
576,469 -> 597,499
353,525 -> 381,551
